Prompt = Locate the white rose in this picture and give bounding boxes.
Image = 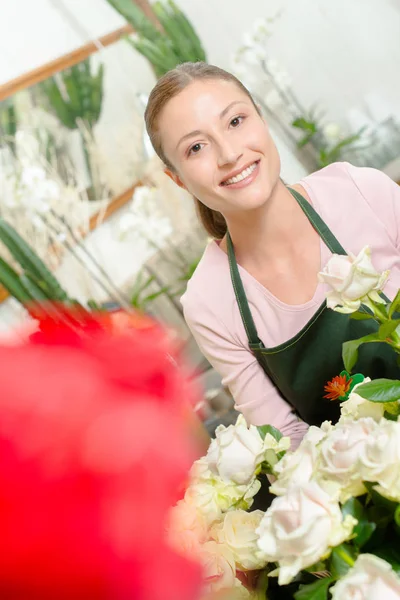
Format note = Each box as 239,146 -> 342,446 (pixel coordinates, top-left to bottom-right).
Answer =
316,418 -> 377,502
318,246 -> 389,313
200,578 -> 251,600
359,419 -> 400,501
330,554 -> 400,600
270,423 -> 331,496
185,458 -> 261,524
198,541 -> 236,594
206,415 -> 266,485
166,499 -> 209,556
256,482 -> 356,585
211,509 -> 267,571
340,378 -> 385,421
263,432 -> 291,469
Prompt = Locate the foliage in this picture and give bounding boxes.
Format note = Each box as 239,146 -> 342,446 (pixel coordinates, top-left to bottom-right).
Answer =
39,58 -> 104,198
0,217 -> 98,321
106,0 -> 206,77
39,58 -> 104,131
292,108 -> 367,168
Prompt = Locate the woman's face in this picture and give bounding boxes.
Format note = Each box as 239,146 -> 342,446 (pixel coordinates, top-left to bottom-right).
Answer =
158,79 -> 281,217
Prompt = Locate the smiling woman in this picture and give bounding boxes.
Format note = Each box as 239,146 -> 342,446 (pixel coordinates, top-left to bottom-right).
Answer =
144,62 -> 400,449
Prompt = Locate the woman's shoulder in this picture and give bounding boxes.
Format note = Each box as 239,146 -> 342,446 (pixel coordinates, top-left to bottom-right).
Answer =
299,161 -> 395,203
299,161 -> 400,248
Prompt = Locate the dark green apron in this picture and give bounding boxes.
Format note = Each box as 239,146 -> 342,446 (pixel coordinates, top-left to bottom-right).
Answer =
227,187 -> 400,426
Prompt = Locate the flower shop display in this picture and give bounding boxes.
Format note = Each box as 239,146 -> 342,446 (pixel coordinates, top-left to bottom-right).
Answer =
39,57 -> 106,201
0,308 -> 204,599
167,247 -> 400,599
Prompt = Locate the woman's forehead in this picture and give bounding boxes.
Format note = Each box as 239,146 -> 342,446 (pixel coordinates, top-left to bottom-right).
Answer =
158,80 -> 251,145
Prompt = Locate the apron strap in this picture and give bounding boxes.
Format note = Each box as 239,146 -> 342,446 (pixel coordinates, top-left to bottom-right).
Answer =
288,187 -> 347,255
227,232 -> 263,346
227,187 -> 348,347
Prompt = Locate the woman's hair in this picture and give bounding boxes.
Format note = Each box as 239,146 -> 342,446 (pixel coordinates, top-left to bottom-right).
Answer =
145,62 -> 260,239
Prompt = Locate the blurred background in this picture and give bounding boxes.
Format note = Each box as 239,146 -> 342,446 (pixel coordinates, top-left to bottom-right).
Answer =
0,0 -> 399,434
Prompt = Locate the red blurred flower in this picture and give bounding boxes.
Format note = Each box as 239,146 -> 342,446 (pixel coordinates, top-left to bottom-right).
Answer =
0,309 -> 202,600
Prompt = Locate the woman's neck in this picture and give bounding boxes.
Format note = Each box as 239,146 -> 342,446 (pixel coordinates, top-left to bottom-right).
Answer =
221,180 -> 309,267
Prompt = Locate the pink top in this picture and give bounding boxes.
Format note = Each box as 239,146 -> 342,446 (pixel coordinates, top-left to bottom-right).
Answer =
181,162 -> 400,447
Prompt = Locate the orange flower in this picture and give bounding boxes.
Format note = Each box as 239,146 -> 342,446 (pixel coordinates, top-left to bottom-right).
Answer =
324,373 -> 353,401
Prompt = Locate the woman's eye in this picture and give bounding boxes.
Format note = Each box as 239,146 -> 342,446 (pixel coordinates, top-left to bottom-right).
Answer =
189,143 -> 203,155
230,116 -> 244,128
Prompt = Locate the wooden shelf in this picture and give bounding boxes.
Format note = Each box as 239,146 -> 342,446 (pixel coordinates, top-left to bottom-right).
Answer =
0,181 -> 142,304
0,24 -> 134,101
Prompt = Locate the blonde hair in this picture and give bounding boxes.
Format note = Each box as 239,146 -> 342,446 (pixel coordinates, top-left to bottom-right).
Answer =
145,62 -> 260,239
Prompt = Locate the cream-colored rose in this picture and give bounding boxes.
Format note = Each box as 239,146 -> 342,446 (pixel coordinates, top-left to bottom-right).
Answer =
340,378 -> 386,421
316,417 -> 377,502
198,541 -> 236,594
256,482 -> 356,585
330,554 -> 400,600
206,415 -> 266,485
212,509 -> 267,571
263,432 -> 291,469
359,419 -> 400,501
318,246 -> 389,313
200,578 -> 251,600
166,499 -> 209,556
270,423 -> 331,496
185,457 -> 261,524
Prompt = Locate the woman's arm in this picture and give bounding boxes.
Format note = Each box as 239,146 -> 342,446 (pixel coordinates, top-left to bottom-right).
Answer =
182,294 -> 308,449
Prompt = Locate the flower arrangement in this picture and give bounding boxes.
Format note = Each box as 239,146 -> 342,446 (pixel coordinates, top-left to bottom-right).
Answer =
168,247 -> 400,599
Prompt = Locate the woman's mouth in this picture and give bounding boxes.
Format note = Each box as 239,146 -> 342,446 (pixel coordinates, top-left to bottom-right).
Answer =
220,160 -> 260,188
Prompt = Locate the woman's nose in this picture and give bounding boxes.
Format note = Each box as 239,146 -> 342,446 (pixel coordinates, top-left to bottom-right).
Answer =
217,140 -> 243,167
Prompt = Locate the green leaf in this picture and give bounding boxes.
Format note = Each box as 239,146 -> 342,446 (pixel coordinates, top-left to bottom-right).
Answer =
342,497 -> 376,547
342,333 -> 386,373
378,319 -> 400,340
329,544 -> 356,578
294,577 -> 334,600
389,289 -> 400,319
355,379 -> 400,403
342,339 -> 361,372
349,311 -> 374,320
0,217 -> 70,302
257,424 -> 283,441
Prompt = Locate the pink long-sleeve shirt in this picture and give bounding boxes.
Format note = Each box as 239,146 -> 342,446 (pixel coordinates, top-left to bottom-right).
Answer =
181,163 -> 400,447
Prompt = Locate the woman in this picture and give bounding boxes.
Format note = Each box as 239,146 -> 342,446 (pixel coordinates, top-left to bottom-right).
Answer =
145,62 -> 400,448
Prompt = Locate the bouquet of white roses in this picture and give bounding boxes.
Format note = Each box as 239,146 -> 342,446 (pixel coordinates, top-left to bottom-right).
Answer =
167,247 -> 400,600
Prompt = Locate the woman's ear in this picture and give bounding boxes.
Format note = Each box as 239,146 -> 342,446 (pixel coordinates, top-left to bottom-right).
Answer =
164,167 -> 188,191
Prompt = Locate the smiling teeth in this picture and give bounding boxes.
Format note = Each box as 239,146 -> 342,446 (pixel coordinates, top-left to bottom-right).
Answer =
223,162 -> 257,185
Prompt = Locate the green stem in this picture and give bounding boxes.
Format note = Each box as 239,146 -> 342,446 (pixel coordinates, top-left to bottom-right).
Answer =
335,547 -> 355,568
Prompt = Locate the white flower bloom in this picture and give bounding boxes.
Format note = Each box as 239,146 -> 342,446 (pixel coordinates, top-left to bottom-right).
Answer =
323,123 -> 342,143
359,419 -> 400,501
166,499 -> 209,556
316,418 -> 377,502
318,246 -> 389,313
185,457 -> 261,525
270,423 -> 331,496
206,415 -> 266,485
256,482 -> 356,585
340,378 -> 385,422
198,541 -> 236,594
330,554 -> 400,600
211,509 -> 267,571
